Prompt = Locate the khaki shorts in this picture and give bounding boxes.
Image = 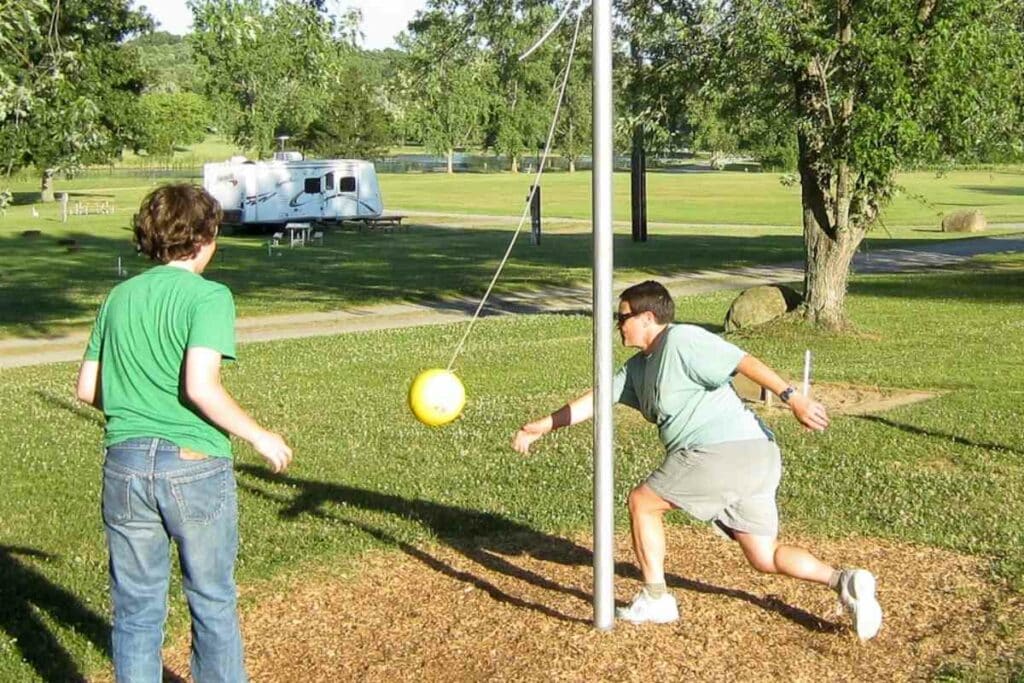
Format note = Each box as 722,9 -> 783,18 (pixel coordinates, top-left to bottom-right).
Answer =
645,439 -> 782,537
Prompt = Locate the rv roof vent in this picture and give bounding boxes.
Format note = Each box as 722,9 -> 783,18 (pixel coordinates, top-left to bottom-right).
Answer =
273,151 -> 304,161
229,155 -> 248,163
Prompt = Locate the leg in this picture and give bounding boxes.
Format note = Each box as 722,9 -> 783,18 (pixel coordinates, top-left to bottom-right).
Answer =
617,484 -> 680,624
159,456 -> 246,683
627,484 -> 675,584
103,452 -> 172,682
733,530 -> 882,640
732,531 -> 835,585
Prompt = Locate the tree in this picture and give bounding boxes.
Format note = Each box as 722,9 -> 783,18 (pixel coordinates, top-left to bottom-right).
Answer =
475,1 -> 560,173
712,0 -> 1024,328
137,92 -> 210,157
298,56 -> 393,159
615,1 -> 704,156
130,32 -> 202,94
189,0 -> 339,157
401,9 -> 491,173
555,67 -> 592,173
0,0 -> 151,200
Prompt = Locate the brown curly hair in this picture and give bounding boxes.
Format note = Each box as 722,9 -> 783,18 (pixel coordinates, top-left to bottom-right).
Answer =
133,184 -> 222,263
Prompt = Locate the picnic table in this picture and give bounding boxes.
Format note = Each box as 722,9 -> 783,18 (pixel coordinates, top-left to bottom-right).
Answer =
340,214 -> 408,233
285,222 -> 312,246
269,223 -> 323,251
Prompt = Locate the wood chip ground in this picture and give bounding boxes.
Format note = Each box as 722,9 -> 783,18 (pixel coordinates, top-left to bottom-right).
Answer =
140,527 -> 1022,682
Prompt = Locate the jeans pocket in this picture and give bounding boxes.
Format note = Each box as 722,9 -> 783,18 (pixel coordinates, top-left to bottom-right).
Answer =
102,470 -> 133,524
170,463 -> 230,525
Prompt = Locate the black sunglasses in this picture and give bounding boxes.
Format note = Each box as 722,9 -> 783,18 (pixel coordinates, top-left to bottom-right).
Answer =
615,311 -> 641,327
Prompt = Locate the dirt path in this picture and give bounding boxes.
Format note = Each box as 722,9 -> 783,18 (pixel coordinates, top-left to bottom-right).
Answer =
143,527 -> 1022,682
3,232 -> 1022,369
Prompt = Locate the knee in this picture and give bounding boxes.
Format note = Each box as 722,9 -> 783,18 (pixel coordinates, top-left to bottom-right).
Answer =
742,543 -> 779,574
627,486 -> 664,518
746,554 -> 777,574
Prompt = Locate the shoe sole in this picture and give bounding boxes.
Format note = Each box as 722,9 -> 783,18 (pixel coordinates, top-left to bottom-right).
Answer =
616,614 -> 680,625
851,571 -> 882,641
615,608 -> 680,625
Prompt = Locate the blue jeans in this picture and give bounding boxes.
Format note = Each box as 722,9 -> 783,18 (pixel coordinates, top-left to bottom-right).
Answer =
102,438 -> 246,683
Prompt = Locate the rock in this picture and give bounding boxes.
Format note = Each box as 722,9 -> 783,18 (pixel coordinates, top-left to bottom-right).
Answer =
941,210 -> 986,233
724,285 -> 803,332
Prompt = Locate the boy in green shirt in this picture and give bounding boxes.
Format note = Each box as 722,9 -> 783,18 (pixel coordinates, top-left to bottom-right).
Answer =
513,281 -> 882,641
77,184 -> 293,681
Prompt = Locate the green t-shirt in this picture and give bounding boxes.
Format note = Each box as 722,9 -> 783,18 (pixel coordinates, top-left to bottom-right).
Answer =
612,324 -> 768,452
84,265 -> 237,458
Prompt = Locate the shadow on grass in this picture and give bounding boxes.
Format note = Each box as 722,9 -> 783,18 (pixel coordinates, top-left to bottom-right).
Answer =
854,414 -> 1023,456
0,545 -> 185,683
238,465 -> 841,633
849,261 -> 1023,304
960,185 -> 1024,197
34,390 -> 105,427
5,222 -> 973,337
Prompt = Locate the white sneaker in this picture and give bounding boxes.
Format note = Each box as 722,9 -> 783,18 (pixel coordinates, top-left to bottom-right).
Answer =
838,569 -> 883,641
615,588 -> 680,624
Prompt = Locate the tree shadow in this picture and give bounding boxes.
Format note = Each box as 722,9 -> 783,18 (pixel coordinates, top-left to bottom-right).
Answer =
849,261 -> 1024,304
0,545 -> 185,682
854,414 -> 1023,456
34,389 -> 104,427
237,466 -> 840,633
959,185 -> 1024,197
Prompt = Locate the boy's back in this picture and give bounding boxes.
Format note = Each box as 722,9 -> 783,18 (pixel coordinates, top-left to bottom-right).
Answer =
77,184 -> 292,681
86,264 -> 236,457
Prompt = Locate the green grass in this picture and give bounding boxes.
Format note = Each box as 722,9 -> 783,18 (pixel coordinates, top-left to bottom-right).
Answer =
377,167 -> 1024,227
0,254 -> 1021,680
2,167 -> 1022,337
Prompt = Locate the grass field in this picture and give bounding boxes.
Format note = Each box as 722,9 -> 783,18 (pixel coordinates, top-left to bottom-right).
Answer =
0,254 -> 1021,680
1,165 -> 1022,338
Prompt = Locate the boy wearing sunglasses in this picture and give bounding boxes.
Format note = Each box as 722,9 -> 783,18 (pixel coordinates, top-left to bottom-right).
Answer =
512,280 -> 882,640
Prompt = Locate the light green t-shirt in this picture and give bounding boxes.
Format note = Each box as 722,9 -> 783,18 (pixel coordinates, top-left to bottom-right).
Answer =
612,324 -> 768,452
84,265 -> 237,458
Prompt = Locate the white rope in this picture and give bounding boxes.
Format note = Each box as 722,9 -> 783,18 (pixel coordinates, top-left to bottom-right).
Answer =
446,4 -> 587,372
519,0 -> 589,62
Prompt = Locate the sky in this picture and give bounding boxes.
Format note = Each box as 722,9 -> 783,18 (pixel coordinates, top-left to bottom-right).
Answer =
135,0 -> 428,50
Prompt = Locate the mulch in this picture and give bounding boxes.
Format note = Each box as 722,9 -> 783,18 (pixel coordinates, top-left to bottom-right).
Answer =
149,527 -> 1021,682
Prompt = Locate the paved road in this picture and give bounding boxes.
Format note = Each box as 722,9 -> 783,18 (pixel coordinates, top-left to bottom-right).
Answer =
2,233 -> 1021,369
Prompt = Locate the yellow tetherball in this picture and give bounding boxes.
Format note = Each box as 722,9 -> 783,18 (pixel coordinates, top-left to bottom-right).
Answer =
408,369 -> 466,426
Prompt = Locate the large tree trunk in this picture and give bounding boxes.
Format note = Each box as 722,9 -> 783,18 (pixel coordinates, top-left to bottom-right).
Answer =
40,169 -> 55,203
797,131 -> 866,330
802,209 -> 861,329
510,153 -> 518,174
447,149 -> 453,174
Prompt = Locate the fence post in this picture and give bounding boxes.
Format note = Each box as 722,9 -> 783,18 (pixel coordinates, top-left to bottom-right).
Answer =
528,186 -> 541,245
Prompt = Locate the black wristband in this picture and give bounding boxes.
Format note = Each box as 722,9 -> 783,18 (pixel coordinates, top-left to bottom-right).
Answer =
779,386 -> 797,403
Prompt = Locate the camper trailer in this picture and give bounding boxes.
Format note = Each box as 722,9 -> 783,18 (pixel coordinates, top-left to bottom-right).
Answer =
203,153 -> 384,226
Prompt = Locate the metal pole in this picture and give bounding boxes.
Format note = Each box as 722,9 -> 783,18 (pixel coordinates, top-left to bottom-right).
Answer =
592,0 -> 615,632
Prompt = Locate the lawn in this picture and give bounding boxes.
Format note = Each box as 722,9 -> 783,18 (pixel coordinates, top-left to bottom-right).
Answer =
378,167 -> 1024,227
1,166 -> 1022,338
0,254 -> 1021,680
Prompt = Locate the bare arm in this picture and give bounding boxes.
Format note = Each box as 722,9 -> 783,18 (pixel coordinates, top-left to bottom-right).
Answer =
185,347 -> 293,472
512,389 -> 595,454
735,354 -> 829,431
76,360 -> 102,409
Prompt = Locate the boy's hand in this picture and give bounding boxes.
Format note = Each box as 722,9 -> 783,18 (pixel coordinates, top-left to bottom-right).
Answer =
252,431 -> 293,472
512,425 -> 545,455
787,394 -> 830,431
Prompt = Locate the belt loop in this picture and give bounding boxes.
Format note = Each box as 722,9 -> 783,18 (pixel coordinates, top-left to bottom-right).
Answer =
148,438 -> 159,473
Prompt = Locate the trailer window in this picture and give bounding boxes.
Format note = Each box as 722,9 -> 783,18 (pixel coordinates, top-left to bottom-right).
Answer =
324,172 -> 334,190
304,177 -> 321,194
339,176 -> 356,192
